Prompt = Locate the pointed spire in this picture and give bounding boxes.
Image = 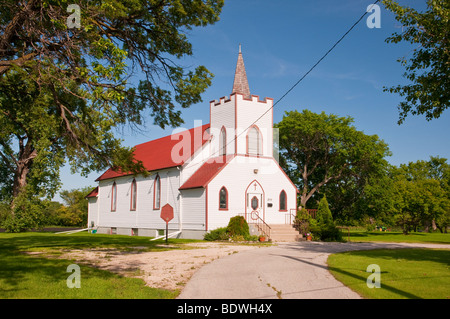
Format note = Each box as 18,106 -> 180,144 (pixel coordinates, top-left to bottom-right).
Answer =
232,44 -> 250,99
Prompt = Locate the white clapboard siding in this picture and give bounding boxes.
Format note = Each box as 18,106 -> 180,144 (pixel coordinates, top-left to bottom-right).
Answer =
207,155 -> 297,231
180,188 -> 206,230
95,168 -> 182,230
235,94 -> 273,157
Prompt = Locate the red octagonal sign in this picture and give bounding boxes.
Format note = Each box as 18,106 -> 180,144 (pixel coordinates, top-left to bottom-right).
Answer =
161,204 -> 174,223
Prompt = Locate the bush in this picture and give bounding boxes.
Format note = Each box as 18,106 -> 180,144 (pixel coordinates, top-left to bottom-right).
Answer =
204,216 -> 257,241
310,195 -> 343,242
310,224 -> 343,242
204,227 -> 229,241
316,195 -> 333,227
293,209 -> 312,235
2,194 -> 46,232
226,215 -> 250,238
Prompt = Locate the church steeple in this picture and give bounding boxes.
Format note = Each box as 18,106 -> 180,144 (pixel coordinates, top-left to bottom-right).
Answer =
231,44 -> 251,99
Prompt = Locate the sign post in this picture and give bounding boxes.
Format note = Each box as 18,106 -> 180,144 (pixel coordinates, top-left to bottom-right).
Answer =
160,204 -> 174,244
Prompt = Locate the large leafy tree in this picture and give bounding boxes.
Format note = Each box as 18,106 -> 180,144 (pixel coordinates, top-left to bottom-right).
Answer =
393,156 -> 450,233
358,156 -> 450,233
0,0 -> 223,215
382,0 -> 450,124
275,110 -> 391,214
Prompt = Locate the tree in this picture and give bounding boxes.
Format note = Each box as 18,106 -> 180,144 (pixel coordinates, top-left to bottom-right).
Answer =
310,195 -> 342,242
0,1 -> 223,216
58,186 -> 92,226
275,110 -> 391,213
392,157 -> 450,233
353,164 -> 398,227
316,194 -> 333,227
382,0 -> 450,124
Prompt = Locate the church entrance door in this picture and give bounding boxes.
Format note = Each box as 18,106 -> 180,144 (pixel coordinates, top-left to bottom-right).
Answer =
245,180 -> 265,222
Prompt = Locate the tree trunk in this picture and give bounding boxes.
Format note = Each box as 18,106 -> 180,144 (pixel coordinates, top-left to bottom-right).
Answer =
431,219 -> 437,231
10,138 -> 37,212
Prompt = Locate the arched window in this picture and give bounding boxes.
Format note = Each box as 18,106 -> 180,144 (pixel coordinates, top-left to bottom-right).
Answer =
153,175 -> 161,210
219,187 -> 228,210
219,127 -> 226,156
247,126 -> 262,155
279,190 -> 287,211
111,182 -> 117,212
130,179 -> 137,211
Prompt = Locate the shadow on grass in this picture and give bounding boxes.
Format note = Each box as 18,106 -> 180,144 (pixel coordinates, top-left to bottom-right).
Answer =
0,232 -> 190,298
327,248 -> 450,299
347,231 -> 450,244
276,252 -> 422,299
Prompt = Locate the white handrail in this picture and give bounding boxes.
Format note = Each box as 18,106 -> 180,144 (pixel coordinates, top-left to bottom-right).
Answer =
55,228 -> 92,234
150,230 -> 182,241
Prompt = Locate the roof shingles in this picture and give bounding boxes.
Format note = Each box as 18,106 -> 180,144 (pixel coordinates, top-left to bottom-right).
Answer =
96,124 -> 210,181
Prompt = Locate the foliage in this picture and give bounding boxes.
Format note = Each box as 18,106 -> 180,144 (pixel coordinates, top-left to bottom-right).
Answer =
1,186 -> 95,231
57,187 -> 92,226
293,209 -> 313,236
2,187 -> 47,232
382,0 -> 450,124
310,195 -> 342,242
357,156 -> 450,234
0,0 -> 223,225
204,216 -> 257,241
203,227 -> 229,241
226,215 -> 250,239
275,110 -> 391,219
316,195 -> 333,227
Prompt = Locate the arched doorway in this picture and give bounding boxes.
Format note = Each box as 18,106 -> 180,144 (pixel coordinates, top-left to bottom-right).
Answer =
245,180 -> 265,222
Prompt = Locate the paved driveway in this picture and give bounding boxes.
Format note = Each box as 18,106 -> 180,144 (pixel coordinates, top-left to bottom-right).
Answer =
178,241 -> 450,299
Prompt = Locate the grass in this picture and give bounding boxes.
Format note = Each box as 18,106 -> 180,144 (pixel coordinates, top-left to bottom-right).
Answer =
344,229 -> 450,244
327,248 -> 450,299
0,232 -> 199,299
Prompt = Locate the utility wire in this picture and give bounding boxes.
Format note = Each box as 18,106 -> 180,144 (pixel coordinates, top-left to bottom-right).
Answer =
237,0 -> 382,139
185,0 -> 381,168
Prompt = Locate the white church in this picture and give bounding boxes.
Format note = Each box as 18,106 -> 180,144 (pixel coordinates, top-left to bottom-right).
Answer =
86,48 -> 298,240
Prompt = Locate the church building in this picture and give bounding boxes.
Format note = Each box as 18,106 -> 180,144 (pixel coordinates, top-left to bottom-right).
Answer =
86,48 -> 298,240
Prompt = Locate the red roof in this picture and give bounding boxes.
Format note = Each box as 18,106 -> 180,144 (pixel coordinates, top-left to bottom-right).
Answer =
96,124 -> 211,181
85,186 -> 99,198
179,155 -> 234,190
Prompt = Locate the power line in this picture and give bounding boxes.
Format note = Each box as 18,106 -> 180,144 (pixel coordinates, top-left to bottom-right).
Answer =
238,0 -> 381,139
185,0 -> 381,169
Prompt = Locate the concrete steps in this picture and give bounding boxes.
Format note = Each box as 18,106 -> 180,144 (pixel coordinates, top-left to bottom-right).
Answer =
269,224 -> 301,242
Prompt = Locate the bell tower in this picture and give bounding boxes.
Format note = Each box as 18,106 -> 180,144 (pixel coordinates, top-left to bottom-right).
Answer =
209,46 -> 274,158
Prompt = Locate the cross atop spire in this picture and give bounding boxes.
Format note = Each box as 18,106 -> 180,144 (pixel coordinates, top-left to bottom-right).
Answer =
232,44 -> 250,99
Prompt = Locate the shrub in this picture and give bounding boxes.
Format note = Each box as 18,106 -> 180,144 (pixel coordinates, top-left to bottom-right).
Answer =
204,227 -> 229,241
2,193 -> 46,233
316,195 -> 333,227
310,224 -> 343,242
293,209 -> 312,235
310,195 -> 343,242
226,215 -> 250,238
204,216 -> 258,242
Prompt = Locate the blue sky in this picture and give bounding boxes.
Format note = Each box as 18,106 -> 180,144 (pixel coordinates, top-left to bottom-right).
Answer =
57,0 -> 450,200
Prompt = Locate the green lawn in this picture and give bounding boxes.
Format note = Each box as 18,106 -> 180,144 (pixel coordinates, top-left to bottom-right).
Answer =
345,229 -> 450,244
0,232 -> 198,299
327,248 -> 450,299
